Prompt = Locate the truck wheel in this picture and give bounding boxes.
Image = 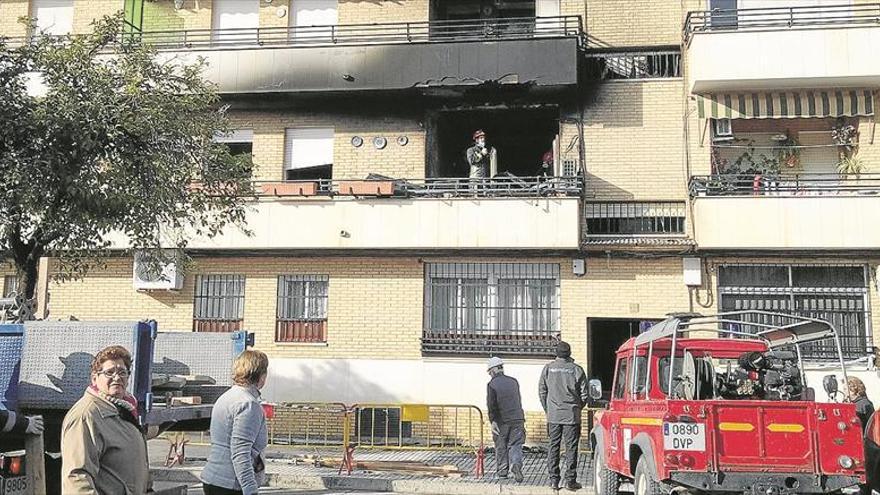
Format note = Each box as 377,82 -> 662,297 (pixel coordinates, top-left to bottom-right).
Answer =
634,456 -> 663,495
593,449 -> 620,495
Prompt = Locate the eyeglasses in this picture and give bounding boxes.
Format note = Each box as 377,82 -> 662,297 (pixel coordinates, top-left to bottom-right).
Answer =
96,369 -> 130,379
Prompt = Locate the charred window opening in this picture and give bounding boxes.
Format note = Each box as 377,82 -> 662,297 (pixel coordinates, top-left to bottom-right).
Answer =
427,107 -> 559,178
431,0 -> 536,22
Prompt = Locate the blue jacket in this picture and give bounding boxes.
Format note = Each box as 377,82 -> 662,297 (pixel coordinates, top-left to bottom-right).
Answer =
201,385 -> 268,495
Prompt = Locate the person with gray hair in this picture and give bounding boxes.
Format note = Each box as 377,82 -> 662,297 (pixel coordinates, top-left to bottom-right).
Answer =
486,356 -> 526,482
539,341 -> 588,491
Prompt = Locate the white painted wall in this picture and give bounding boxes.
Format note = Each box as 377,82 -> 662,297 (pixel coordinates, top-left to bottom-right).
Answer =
688,26 -> 880,92
262,357 -> 550,412
107,197 -> 581,250
692,196 -> 880,250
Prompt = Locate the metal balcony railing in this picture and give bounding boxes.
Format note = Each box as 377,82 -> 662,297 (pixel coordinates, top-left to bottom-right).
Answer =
128,16 -> 582,51
584,201 -> 687,236
584,48 -> 682,79
689,173 -> 880,197
251,175 -> 583,199
684,3 -> 880,42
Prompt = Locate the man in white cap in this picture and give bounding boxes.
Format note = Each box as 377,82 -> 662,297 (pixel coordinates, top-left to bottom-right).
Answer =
486,356 -> 525,482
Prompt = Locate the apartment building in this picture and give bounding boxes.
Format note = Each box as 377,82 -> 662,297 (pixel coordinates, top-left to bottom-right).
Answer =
3,0 -> 880,438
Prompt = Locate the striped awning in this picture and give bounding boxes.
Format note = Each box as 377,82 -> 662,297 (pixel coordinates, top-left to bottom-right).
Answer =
696,89 -> 874,119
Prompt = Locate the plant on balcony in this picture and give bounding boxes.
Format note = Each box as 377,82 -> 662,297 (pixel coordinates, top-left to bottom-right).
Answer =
837,155 -> 865,177
771,133 -> 801,169
728,139 -> 781,176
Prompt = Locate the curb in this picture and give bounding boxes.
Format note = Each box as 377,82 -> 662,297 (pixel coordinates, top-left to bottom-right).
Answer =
151,467 -> 595,495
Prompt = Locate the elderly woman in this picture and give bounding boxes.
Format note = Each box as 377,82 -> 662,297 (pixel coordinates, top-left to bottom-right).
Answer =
848,376 -> 875,431
202,349 -> 270,495
60,345 -> 149,494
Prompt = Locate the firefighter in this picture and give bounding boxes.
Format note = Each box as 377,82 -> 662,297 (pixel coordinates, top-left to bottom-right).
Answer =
539,341 -> 589,492
465,129 -> 497,180
486,356 -> 525,482
0,409 -> 43,436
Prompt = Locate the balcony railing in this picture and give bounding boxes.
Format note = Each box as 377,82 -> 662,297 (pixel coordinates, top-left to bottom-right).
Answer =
684,3 -> 880,42
421,331 -> 558,357
584,48 -> 682,79
128,16 -> 583,51
690,174 -> 880,197
584,201 -> 687,235
251,175 -> 583,199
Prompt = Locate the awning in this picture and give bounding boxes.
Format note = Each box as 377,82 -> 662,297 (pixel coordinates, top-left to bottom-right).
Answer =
696,89 -> 874,119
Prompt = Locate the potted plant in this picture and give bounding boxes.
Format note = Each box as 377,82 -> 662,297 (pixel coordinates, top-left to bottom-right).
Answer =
771,133 -> 801,169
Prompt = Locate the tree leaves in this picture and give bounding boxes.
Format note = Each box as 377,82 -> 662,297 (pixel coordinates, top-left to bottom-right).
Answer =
0,14 -> 253,297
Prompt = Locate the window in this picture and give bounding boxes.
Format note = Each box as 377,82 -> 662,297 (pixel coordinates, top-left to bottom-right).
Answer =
32,0 -> 74,36
284,128 -> 333,181
585,202 -> 686,236
718,265 -> 869,361
3,276 -> 18,298
212,0 -> 259,43
422,263 -> 560,356
193,275 -> 245,332
612,358 -> 629,400
631,356 -> 648,396
276,275 -> 329,343
215,129 -> 254,157
291,0 -> 338,41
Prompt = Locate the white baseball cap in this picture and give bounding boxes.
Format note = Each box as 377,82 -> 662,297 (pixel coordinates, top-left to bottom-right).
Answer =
487,356 -> 504,370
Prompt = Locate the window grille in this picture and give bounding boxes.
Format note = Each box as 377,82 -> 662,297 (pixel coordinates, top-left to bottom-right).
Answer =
193,274 -> 245,332
423,263 -> 560,356
585,201 -> 686,235
276,275 -> 329,343
3,275 -> 18,298
718,264 -> 870,361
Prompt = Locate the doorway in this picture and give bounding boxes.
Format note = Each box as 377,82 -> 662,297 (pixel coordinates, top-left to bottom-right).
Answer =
588,319 -> 652,398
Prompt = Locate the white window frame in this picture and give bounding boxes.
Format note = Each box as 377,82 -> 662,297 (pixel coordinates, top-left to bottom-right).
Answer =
32,0 -> 74,36
284,127 -> 334,171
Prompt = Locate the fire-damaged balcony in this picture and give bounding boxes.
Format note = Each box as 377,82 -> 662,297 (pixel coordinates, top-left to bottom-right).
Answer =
684,3 -> 880,92
124,177 -> 582,252
141,16 -> 583,94
690,174 -> 880,250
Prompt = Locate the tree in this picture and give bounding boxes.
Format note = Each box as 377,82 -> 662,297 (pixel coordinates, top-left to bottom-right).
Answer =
0,15 -> 253,300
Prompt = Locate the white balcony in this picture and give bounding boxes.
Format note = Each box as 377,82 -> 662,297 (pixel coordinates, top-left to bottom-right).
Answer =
690,175 -> 880,250
685,4 -> 880,92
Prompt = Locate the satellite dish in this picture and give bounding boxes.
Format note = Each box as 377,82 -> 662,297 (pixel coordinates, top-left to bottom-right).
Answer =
677,351 -> 696,400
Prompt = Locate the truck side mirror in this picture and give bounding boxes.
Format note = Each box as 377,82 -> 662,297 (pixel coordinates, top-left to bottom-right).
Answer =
823,374 -> 838,398
588,379 -> 603,401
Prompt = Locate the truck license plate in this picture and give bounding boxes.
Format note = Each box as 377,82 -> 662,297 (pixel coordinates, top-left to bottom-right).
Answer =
663,422 -> 705,451
0,475 -> 27,495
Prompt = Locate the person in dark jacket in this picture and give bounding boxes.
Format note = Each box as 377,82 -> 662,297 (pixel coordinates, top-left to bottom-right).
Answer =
486,356 -> 526,482
1,409 -> 43,436
848,376 -> 875,431
539,341 -> 588,491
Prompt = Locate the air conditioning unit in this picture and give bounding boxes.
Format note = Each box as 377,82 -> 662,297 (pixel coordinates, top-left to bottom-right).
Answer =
712,118 -> 733,141
133,251 -> 183,291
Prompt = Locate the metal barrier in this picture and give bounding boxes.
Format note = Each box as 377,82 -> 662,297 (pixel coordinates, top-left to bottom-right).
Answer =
267,402 -> 349,448
350,403 -> 484,452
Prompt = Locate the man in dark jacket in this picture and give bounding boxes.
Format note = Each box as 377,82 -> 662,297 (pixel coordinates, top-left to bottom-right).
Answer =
487,356 -> 526,482
539,341 -> 588,491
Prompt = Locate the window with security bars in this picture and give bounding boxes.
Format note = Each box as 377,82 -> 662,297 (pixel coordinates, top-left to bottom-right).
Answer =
423,263 -> 560,356
718,265 -> 870,361
3,275 -> 18,298
193,274 -> 245,332
276,275 -> 329,343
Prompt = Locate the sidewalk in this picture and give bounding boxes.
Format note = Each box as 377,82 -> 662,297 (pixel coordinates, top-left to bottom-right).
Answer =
149,440 -> 597,495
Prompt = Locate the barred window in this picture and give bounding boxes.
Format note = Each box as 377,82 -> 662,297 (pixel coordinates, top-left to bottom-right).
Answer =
423,263 -> 560,357
193,274 -> 245,333
3,275 -> 18,298
718,265 -> 869,361
276,275 -> 329,343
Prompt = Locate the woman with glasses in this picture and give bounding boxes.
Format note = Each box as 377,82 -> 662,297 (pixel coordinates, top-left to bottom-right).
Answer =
60,345 -> 150,494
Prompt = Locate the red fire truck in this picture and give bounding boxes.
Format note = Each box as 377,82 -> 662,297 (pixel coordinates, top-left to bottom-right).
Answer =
589,311 -> 867,495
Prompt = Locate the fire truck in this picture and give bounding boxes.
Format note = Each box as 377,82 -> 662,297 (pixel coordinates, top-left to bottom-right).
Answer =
589,311 -> 867,495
